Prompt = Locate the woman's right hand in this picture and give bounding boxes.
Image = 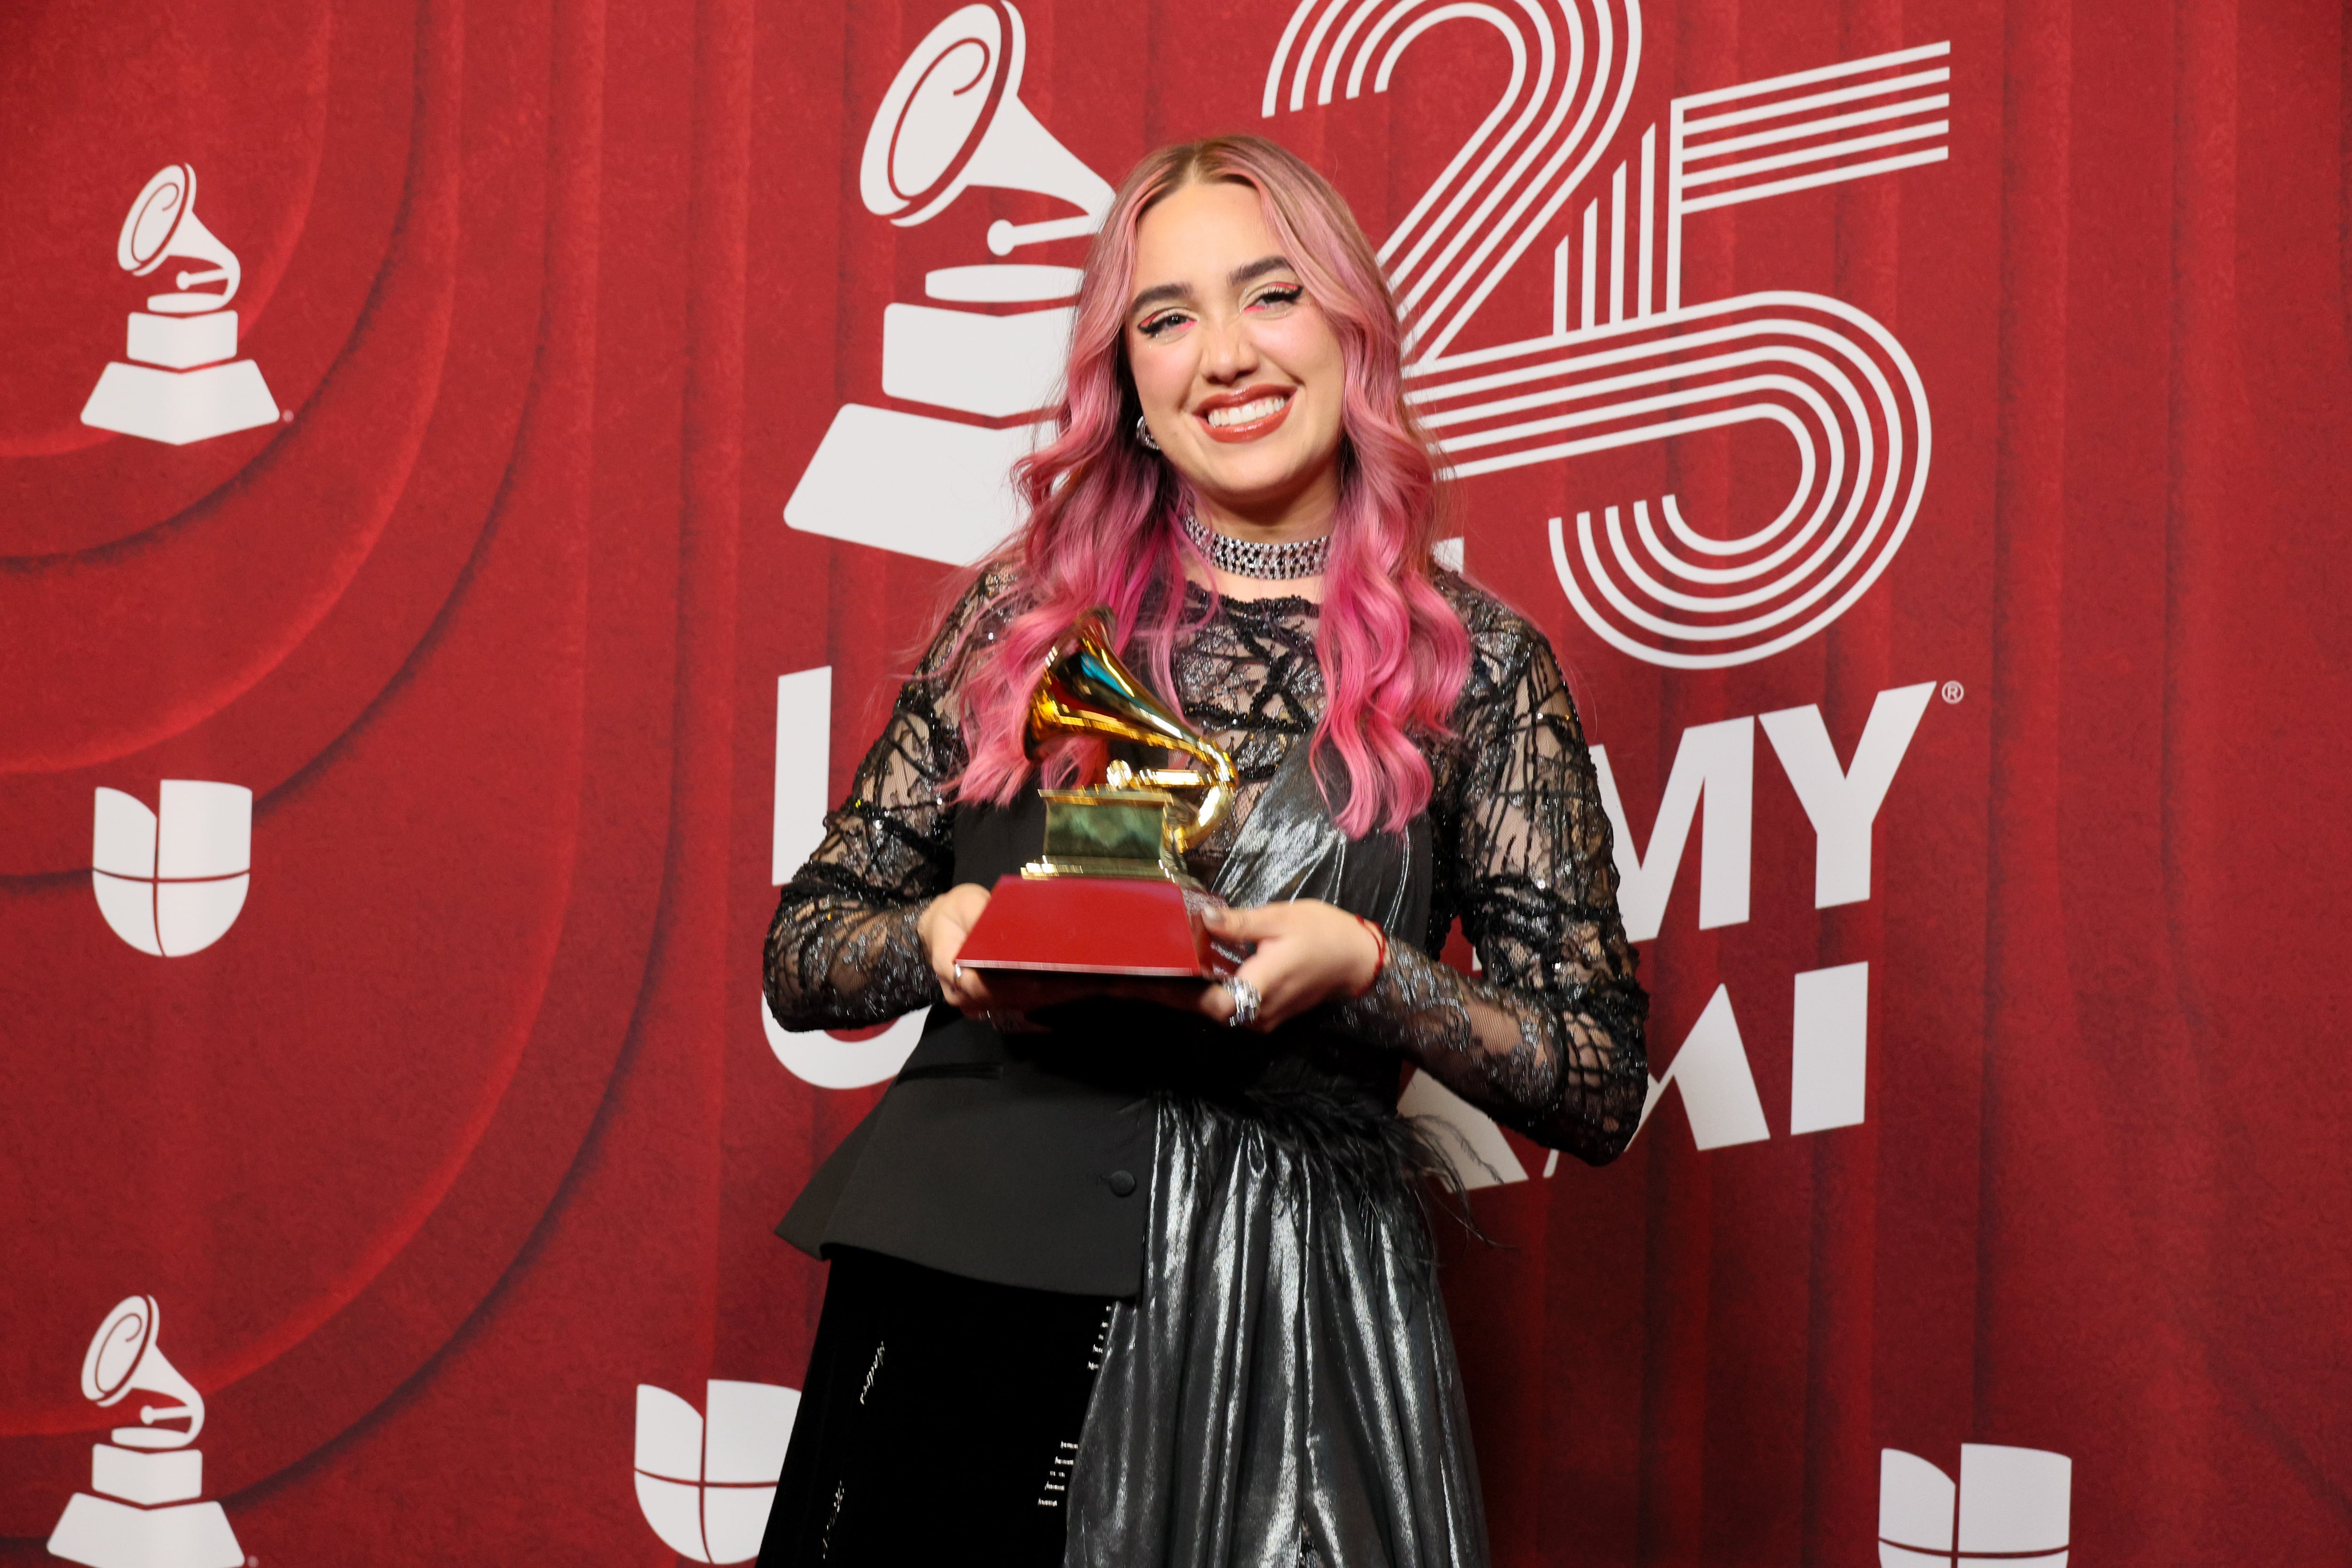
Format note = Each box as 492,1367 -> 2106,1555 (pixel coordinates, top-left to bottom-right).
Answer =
918,883 -> 996,1011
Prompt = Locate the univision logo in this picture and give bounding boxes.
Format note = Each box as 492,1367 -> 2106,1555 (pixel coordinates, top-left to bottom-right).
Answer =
1881,1444 -> 2072,1567
91,783 -> 252,957
634,1381 -> 799,1564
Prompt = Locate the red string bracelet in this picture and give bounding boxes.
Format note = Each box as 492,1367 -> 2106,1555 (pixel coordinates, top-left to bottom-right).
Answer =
1348,914 -> 1390,999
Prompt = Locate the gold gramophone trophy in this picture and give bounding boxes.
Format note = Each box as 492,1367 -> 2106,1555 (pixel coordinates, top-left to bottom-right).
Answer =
953,611 -> 1241,978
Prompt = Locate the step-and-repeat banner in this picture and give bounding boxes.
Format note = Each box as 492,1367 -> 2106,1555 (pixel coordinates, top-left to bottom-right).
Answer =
5,0 -> 2347,1563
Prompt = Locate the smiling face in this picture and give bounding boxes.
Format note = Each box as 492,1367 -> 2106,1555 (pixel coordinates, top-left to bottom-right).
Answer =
1124,179 -> 1349,536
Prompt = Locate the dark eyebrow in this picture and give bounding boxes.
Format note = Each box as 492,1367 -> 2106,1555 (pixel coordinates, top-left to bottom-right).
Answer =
1228,254 -> 1295,287
1128,279 -> 1196,316
1127,255 -> 1299,318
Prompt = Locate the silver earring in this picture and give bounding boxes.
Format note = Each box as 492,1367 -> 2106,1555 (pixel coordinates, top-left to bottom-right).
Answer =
1134,414 -> 1160,452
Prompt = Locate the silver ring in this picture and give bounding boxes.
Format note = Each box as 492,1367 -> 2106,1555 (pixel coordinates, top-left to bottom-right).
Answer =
1224,976 -> 1261,1029
951,962 -> 964,986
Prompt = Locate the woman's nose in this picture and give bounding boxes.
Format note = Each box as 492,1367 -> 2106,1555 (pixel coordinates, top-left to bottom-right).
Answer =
1199,311 -> 1260,382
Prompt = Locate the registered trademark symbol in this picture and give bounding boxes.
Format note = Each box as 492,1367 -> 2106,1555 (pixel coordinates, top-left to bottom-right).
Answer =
1940,680 -> 1964,704
280,411 -> 293,423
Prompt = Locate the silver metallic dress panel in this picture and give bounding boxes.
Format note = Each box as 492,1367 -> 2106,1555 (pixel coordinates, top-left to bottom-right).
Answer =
1068,1094 -> 1486,1568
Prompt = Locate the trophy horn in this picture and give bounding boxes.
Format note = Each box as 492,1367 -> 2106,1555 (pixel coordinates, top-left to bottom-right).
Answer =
1025,611 -> 1236,852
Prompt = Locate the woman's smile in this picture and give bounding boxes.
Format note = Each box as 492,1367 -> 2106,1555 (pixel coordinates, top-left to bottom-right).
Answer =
1197,385 -> 1295,442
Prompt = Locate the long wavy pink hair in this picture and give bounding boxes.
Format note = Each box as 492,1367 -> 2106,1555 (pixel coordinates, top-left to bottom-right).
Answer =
949,135 -> 1470,837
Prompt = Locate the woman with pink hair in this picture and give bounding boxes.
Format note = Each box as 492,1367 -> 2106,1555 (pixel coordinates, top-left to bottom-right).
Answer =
760,136 -> 1646,1567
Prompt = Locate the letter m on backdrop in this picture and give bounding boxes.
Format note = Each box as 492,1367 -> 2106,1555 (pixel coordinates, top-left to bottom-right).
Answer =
1590,717 -> 1752,942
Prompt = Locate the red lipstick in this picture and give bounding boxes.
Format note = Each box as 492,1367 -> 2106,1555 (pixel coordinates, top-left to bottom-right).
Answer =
1193,384 -> 1295,445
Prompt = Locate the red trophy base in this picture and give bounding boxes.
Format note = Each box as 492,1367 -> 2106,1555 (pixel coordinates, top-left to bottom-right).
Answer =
954,874 -> 1237,979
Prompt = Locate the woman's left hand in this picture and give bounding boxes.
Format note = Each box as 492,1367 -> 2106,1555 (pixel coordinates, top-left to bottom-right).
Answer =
1197,899 -> 1382,1033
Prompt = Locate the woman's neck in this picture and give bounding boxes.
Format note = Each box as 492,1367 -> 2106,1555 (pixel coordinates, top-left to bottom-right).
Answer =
1186,471 -> 1337,602
1192,464 -> 1339,543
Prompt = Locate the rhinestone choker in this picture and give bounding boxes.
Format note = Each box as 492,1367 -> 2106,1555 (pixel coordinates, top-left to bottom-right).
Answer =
1181,510 -> 1332,581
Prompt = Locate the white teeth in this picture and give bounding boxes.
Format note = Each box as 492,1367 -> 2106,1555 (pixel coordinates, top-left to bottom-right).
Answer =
1204,395 -> 1287,429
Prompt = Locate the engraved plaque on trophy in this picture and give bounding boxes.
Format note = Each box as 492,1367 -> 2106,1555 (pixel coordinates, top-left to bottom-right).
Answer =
953,610 -> 1241,979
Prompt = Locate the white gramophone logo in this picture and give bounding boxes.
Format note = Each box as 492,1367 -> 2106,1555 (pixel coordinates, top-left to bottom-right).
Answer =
634,1381 -> 801,1563
1880,1443 -> 2072,1567
784,0 -> 1113,566
92,782 -> 252,957
80,164 -> 279,447
47,1296 -> 245,1568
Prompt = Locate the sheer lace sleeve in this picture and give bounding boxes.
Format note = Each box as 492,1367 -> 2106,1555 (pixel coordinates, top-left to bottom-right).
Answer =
761,572 -> 1013,1031
1336,621 -> 1649,1164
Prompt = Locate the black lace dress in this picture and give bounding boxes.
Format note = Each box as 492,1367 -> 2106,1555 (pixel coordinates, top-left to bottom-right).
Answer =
761,572 -> 1647,1568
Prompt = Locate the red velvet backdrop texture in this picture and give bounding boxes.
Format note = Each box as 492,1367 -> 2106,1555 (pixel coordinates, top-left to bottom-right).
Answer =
2,0 -> 2347,1564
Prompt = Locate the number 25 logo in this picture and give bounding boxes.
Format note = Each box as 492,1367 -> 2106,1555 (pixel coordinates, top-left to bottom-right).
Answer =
1267,0 -> 1949,668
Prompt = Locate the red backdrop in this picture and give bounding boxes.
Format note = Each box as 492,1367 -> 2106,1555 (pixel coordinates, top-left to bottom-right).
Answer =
4,1 -> 2348,1564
